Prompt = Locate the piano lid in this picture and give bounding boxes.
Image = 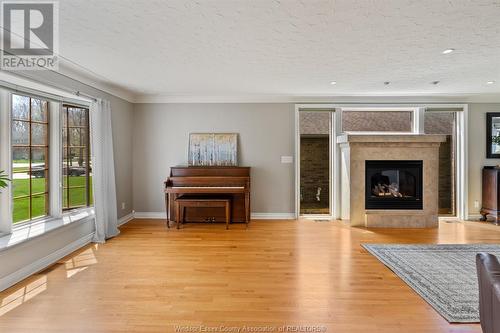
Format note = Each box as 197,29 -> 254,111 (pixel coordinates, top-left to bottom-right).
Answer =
170,166 -> 250,177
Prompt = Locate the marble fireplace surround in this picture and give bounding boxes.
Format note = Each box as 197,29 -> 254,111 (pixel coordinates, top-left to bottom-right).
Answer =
338,134 -> 447,228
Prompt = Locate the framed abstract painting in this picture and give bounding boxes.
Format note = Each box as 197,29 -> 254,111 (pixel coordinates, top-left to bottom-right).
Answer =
188,133 -> 238,166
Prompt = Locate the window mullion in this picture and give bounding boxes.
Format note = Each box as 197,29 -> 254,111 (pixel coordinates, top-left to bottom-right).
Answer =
0,90 -> 13,233
66,107 -> 70,208
414,107 -> 425,134
49,101 -> 62,218
86,109 -> 90,206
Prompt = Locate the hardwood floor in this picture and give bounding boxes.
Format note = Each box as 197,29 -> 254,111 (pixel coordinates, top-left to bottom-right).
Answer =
1,219 -> 498,333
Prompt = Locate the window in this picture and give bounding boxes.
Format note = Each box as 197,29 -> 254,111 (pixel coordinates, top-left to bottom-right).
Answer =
62,105 -> 92,209
299,111 -> 331,215
11,94 -> 50,223
342,110 -> 413,132
424,111 -> 457,216
0,87 -> 95,232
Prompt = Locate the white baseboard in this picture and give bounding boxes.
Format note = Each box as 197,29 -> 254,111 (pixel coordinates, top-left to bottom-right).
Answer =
127,212 -> 486,222
251,213 -> 296,220
0,233 -> 94,292
133,212 -> 296,220
134,212 -> 166,219
467,214 -> 482,221
118,211 -> 135,226
438,216 -> 461,222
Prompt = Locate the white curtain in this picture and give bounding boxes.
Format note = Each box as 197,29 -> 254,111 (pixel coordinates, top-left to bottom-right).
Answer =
90,99 -> 119,243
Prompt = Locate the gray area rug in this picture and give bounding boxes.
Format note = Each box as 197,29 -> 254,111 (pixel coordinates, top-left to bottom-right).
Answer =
362,243 -> 500,323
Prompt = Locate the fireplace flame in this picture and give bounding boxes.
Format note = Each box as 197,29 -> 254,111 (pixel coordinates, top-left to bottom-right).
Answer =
372,183 -> 404,198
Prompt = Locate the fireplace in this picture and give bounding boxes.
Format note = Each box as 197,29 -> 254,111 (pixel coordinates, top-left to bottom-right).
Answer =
365,160 -> 423,210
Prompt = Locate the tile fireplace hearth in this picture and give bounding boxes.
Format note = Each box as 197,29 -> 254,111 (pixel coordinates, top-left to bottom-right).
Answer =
338,134 -> 446,228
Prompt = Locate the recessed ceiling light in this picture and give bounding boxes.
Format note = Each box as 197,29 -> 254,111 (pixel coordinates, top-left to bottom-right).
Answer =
431,81 -> 440,85
384,81 -> 390,85
330,81 -> 337,85
487,81 -> 495,85
442,48 -> 455,54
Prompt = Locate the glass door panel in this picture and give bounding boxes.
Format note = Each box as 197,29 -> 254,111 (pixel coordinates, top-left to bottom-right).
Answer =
424,111 -> 457,216
299,111 -> 331,215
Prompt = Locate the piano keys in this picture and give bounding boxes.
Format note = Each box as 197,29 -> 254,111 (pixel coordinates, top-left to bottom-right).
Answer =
164,166 -> 251,226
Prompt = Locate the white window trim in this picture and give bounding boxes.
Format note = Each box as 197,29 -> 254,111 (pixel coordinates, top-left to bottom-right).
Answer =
423,106 -> 469,220
0,81 -> 93,235
0,207 -> 95,251
294,104 -> 338,219
0,90 -> 12,234
49,101 -> 62,218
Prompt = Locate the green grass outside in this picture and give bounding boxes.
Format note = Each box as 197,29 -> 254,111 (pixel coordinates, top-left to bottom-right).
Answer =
13,176 -> 93,223
12,159 -> 29,164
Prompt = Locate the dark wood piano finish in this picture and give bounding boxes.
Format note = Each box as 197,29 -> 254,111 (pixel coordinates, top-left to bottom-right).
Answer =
164,166 -> 251,226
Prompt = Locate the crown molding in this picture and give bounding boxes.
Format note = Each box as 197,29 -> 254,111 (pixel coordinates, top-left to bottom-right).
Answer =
56,60 -> 138,103
47,60 -> 500,104
133,92 -> 500,104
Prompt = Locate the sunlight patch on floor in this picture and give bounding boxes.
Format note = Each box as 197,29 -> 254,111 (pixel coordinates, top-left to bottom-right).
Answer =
0,275 -> 47,316
64,246 -> 98,278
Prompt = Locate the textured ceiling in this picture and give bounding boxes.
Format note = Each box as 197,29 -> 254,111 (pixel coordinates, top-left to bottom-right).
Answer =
58,0 -> 500,99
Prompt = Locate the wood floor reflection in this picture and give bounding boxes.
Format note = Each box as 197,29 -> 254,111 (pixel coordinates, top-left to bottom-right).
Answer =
1,219 -> 496,332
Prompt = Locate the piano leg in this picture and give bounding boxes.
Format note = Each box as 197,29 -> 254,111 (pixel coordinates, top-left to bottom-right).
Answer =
180,205 -> 186,228
164,192 -> 170,228
176,200 -> 181,229
226,200 -> 231,230
245,192 -> 250,227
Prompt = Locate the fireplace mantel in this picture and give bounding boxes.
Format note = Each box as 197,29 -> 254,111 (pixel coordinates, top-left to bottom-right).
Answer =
338,133 -> 446,228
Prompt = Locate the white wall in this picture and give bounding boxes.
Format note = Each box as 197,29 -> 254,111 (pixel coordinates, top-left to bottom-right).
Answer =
132,103 -> 295,214
468,103 -> 500,216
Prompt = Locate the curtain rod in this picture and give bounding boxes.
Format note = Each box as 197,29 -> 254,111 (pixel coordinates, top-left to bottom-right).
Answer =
0,79 -> 94,108
7,71 -> 98,102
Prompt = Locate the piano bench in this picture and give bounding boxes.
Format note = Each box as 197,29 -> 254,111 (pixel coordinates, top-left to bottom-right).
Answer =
174,196 -> 232,229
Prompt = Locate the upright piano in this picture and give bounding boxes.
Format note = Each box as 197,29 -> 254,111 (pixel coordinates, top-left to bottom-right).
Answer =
164,166 -> 251,226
